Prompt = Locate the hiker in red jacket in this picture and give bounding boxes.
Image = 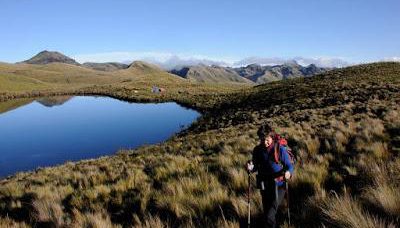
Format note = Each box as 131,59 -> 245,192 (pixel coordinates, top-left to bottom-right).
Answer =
247,123 -> 294,228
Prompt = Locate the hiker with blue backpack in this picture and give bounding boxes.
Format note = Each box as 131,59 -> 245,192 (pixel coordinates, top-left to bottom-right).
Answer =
246,123 -> 295,228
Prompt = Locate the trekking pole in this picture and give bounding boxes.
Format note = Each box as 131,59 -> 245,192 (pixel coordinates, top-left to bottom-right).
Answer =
286,181 -> 291,226
247,171 -> 251,228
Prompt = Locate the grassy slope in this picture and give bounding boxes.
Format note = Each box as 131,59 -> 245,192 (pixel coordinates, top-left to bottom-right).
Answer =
0,63 -> 51,92
0,62 -> 400,227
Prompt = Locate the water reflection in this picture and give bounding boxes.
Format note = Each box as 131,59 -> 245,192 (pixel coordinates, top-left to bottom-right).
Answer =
0,96 -> 200,178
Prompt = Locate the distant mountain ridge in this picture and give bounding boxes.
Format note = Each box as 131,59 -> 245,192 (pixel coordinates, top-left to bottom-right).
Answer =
170,65 -> 253,84
20,50 -> 80,66
233,62 -> 327,84
170,62 -> 328,84
19,51 -> 134,72
82,62 -> 129,71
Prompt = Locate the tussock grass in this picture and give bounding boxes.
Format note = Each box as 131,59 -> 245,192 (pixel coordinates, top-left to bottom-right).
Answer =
72,210 -> 121,228
133,214 -> 168,228
319,193 -> 395,228
226,168 -> 248,193
360,158 -> 400,218
153,171 -> 230,221
32,196 -> 64,226
0,217 -> 29,228
363,184 -> 400,217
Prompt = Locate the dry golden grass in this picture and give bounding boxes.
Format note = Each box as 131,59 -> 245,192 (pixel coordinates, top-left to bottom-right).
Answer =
72,209 -> 121,228
319,193 -> 396,228
133,214 -> 168,228
0,217 -> 29,228
32,196 -> 64,226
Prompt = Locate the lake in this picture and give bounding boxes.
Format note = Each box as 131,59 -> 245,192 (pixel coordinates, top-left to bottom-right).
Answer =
0,96 -> 200,178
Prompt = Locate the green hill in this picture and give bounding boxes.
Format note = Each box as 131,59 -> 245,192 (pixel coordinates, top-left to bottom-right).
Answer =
20,50 -> 80,65
0,62 -> 399,227
122,61 -> 187,83
82,62 -> 129,71
170,65 -> 254,84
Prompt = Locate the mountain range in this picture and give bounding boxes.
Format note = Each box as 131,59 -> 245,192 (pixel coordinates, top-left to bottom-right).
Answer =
170,62 -> 327,84
18,50 -> 329,84
170,65 -> 253,84
233,62 -> 327,84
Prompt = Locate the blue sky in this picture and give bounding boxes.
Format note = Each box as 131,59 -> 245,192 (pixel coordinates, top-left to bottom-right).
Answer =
1,0 -> 399,66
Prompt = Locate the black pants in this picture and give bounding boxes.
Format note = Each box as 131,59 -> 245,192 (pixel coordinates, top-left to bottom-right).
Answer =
260,182 -> 286,228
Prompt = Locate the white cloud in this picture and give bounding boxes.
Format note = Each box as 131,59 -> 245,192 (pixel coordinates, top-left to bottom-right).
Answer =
234,56 -> 351,68
73,52 -> 174,64
154,55 -> 232,70
293,57 -> 350,68
73,51 -> 352,69
233,57 -> 288,67
382,57 -> 400,62
73,51 -> 234,70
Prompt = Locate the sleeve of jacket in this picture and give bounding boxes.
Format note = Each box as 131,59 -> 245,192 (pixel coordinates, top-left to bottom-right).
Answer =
251,146 -> 259,173
280,146 -> 294,174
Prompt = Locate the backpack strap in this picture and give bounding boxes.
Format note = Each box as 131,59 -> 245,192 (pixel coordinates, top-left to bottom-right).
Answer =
273,142 -> 281,164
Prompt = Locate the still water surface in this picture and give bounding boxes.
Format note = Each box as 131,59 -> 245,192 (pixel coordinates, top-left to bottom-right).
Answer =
0,96 -> 200,177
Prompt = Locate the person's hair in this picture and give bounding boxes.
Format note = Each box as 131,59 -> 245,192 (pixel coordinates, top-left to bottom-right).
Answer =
257,123 -> 274,139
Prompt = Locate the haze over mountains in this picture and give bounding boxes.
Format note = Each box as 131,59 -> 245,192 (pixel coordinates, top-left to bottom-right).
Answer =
16,50 -> 330,84
82,62 -> 129,72
73,52 -> 352,69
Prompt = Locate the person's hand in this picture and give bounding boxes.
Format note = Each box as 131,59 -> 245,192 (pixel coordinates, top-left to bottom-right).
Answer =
246,161 -> 254,172
284,171 -> 291,180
